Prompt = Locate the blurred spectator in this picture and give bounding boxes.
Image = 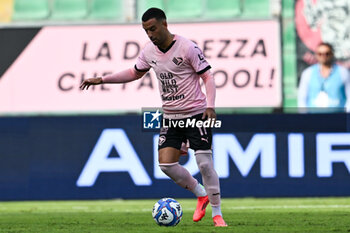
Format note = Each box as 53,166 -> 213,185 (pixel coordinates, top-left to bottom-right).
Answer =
298,42 -> 350,112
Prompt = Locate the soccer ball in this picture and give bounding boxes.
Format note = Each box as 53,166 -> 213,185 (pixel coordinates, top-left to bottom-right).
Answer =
152,198 -> 183,226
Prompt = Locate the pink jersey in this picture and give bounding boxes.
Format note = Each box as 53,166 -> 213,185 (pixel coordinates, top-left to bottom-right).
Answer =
135,35 -> 211,116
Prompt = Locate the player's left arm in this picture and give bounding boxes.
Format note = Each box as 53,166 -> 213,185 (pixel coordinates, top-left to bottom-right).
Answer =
186,43 -> 216,120
201,70 -> 216,120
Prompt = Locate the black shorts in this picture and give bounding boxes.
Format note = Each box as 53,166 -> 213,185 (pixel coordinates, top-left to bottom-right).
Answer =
158,113 -> 212,151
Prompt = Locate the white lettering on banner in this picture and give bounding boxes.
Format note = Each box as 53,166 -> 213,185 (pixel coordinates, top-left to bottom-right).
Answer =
213,134 -> 276,178
288,134 -> 305,177
76,131 -> 350,187
76,129 -> 152,187
316,133 -> 350,177
153,135 -> 199,179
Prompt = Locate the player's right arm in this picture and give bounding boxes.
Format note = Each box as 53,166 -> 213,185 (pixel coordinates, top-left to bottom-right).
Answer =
79,68 -> 146,90
80,46 -> 151,90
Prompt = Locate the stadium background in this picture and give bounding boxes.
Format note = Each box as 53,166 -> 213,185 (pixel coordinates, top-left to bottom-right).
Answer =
0,0 -> 349,201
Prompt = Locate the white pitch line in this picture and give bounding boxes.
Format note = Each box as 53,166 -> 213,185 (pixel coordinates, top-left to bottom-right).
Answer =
140,204 -> 350,212
1,205 -> 349,213
225,205 -> 350,210
84,205 -> 350,212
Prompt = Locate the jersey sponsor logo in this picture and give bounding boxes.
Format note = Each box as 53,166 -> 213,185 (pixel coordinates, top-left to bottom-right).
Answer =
161,84 -> 179,94
159,72 -> 179,94
161,94 -> 185,101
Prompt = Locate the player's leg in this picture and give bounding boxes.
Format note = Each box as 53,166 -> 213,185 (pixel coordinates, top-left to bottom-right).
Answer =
186,114 -> 227,226
195,150 -> 227,226
158,147 -> 197,190
158,126 -> 206,198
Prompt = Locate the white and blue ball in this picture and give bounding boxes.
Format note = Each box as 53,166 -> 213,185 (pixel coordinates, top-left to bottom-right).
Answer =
152,198 -> 183,226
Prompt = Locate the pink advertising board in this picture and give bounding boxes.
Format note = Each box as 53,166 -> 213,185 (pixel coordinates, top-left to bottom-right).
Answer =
0,21 -> 281,114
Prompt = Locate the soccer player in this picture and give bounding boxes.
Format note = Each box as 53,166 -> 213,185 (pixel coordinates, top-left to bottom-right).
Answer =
80,8 -> 227,227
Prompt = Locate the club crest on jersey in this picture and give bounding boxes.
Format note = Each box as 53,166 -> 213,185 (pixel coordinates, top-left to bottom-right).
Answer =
158,135 -> 166,146
172,57 -> 183,66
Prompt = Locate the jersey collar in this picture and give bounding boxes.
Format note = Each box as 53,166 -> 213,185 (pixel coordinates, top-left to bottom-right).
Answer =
157,40 -> 176,54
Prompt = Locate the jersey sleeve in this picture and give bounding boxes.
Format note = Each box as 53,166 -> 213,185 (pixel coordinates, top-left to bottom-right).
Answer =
135,48 -> 151,72
186,44 -> 211,75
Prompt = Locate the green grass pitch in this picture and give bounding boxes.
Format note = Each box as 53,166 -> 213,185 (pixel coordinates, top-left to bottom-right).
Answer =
1,197 -> 350,233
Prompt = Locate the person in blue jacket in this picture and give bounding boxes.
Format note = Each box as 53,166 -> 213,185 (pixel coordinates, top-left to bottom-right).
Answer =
298,43 -> 350,112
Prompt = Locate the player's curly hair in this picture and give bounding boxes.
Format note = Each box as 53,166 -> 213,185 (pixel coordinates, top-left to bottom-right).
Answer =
142,8 -> 166,22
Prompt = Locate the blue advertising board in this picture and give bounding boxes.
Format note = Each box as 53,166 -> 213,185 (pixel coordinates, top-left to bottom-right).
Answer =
0,113 -> 349,200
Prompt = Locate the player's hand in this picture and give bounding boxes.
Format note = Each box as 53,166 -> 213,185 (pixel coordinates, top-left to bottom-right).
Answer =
80,77 -> 103,90
202,108 -> 216,120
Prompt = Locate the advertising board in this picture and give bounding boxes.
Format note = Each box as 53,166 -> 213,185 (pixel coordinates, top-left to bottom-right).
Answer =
0,21 -> 281,115
0,113 -> 349,200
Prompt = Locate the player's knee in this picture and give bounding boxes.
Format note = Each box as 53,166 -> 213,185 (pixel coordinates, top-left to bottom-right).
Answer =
159,164 -> 169,174
159,162 -> 177,175
197,161 -> 211,174
195,150 -> 213,174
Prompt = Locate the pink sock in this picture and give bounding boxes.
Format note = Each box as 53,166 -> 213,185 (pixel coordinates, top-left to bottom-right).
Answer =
195,150 -> 221,206
159,162 -> 198,191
